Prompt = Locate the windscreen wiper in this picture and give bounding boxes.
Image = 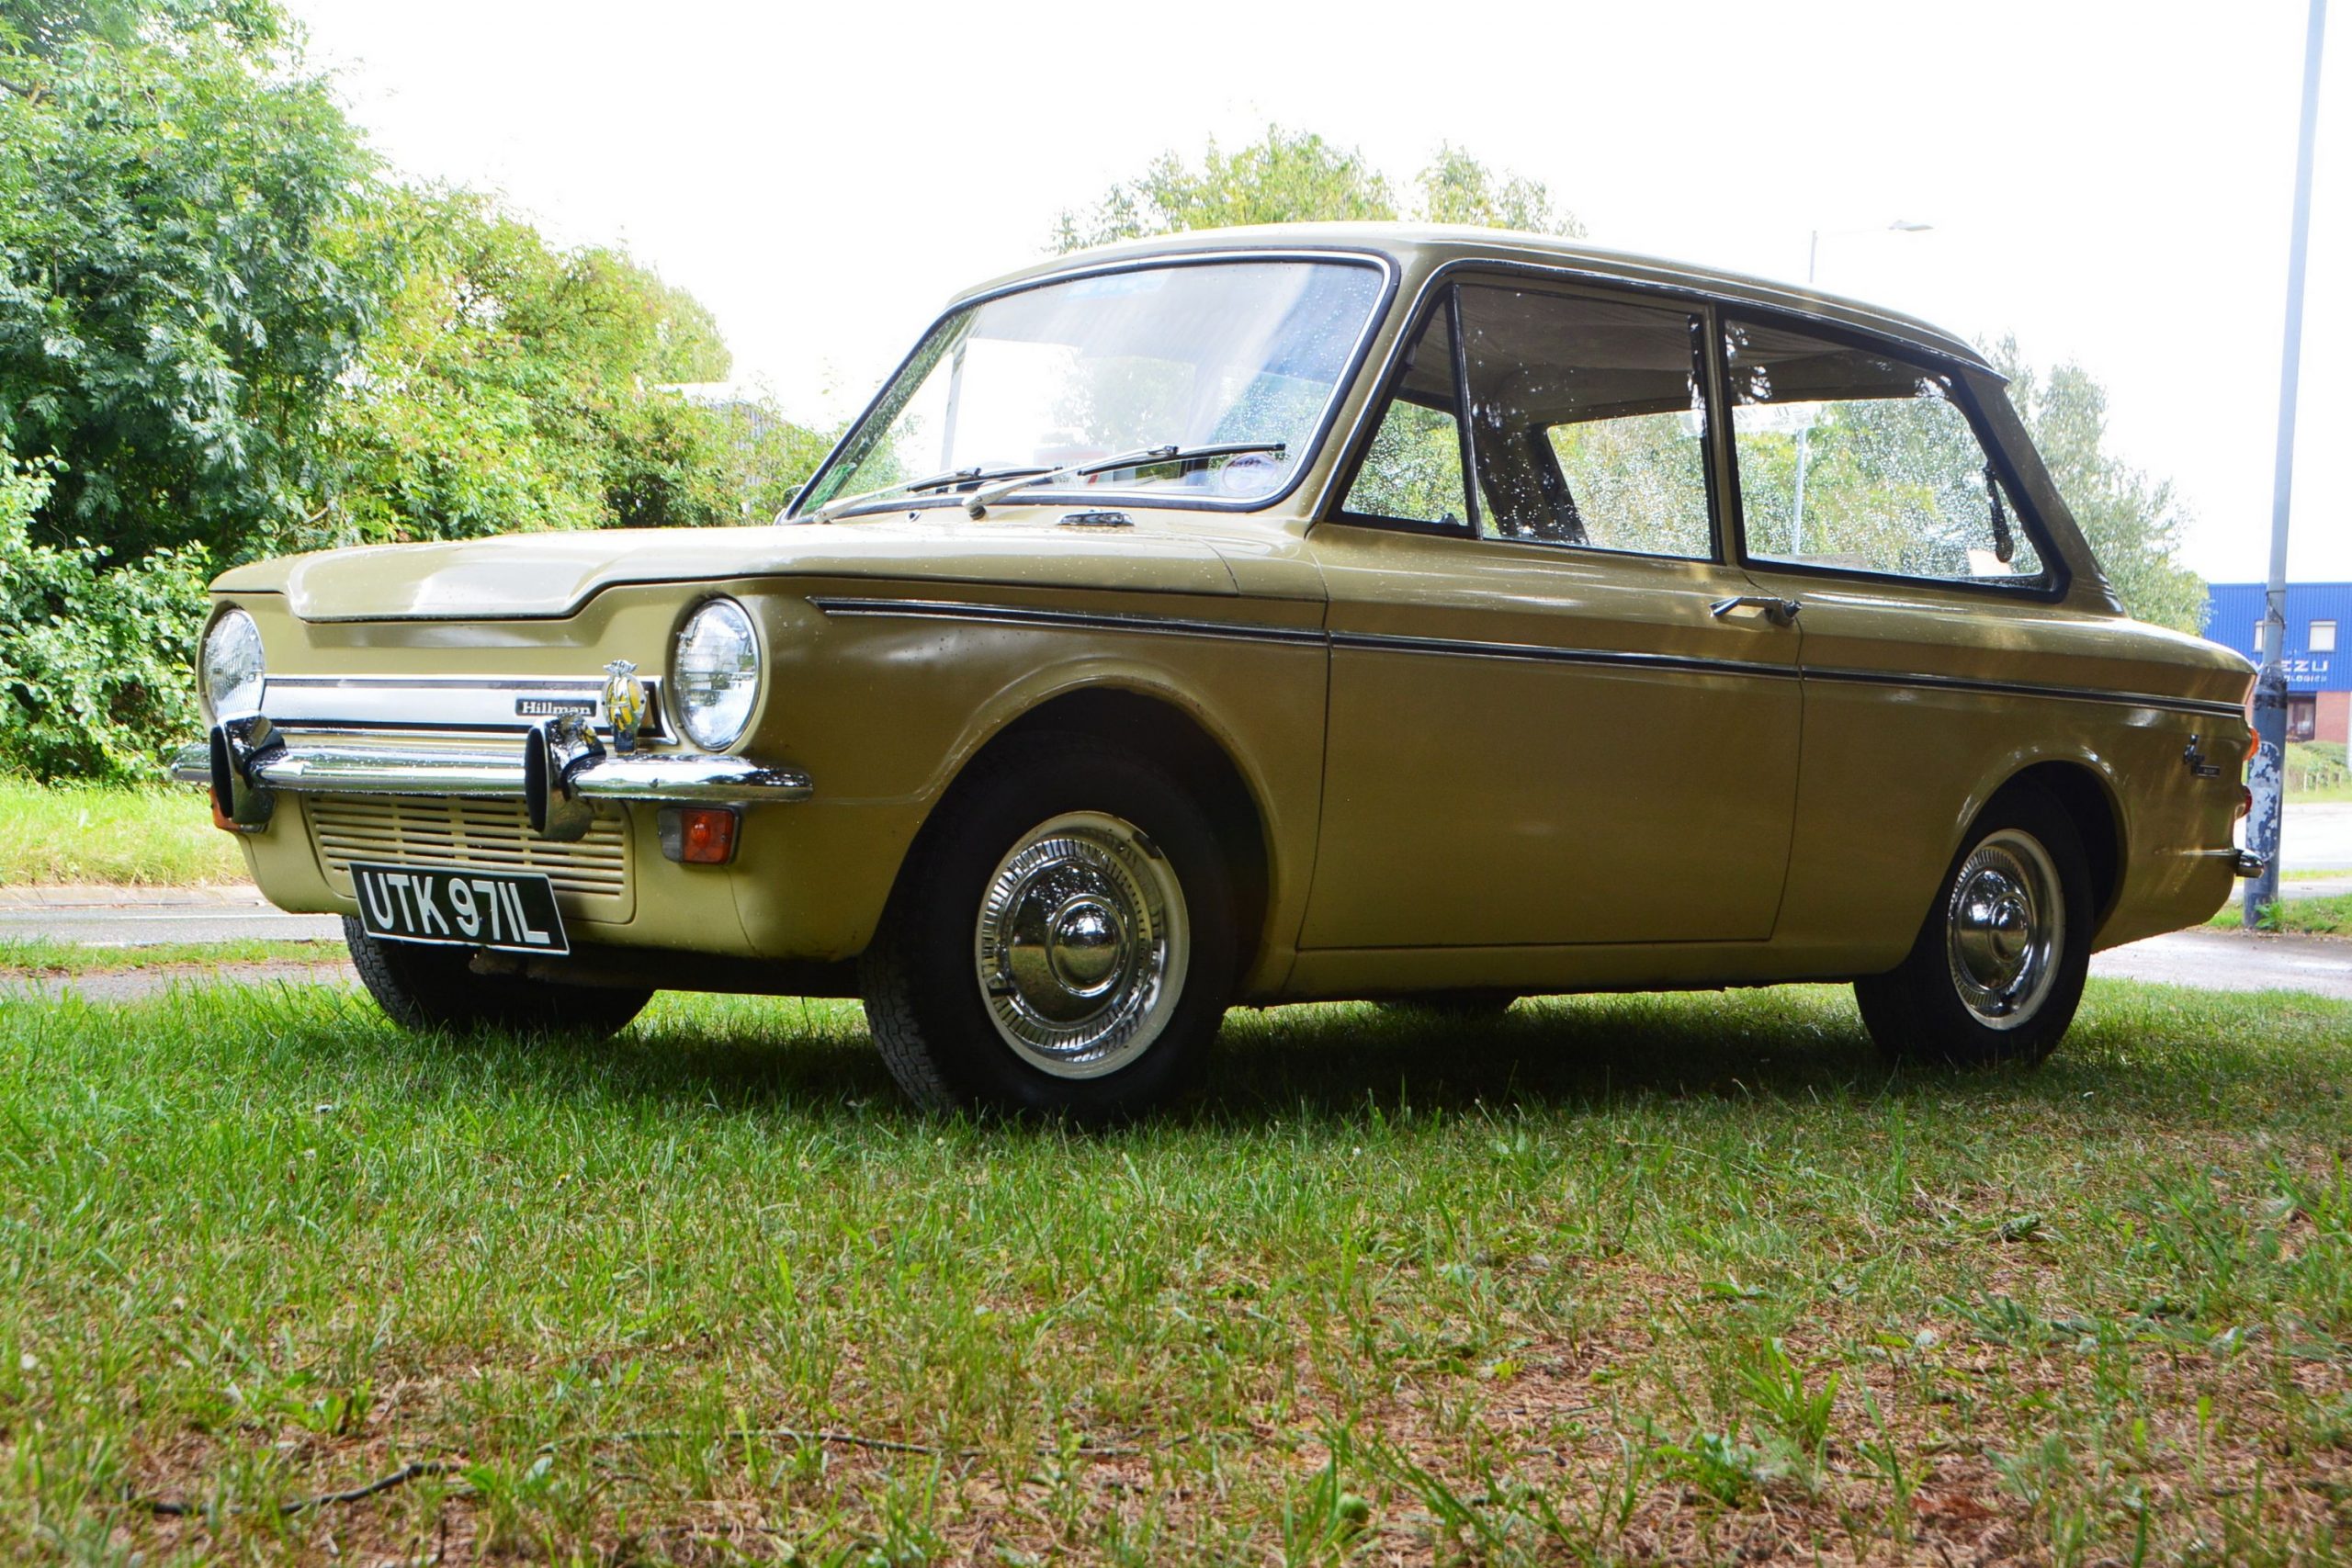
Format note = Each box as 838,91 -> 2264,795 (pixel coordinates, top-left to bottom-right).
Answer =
964,441 -> 1287,517
801,463 -> 1052,524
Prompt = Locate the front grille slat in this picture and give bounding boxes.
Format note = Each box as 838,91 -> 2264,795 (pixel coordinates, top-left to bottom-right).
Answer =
308,795 -> 632,917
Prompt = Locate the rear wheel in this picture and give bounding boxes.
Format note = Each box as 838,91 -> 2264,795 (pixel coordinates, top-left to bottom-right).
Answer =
860,737 -> 1237,1119
343,918 -> 651,1039
1854,786 -> 2091,1066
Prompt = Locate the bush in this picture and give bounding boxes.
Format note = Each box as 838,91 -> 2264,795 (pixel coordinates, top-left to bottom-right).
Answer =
0,447 -> 209,784
2288,741 -> 2347,795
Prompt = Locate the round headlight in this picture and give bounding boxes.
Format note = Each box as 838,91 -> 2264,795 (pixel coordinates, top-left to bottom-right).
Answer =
673,599 -> 760,750
201,608 -> 266,721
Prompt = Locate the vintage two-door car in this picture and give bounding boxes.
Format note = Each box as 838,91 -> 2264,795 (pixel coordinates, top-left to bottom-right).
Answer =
176,224 -> 2261,1115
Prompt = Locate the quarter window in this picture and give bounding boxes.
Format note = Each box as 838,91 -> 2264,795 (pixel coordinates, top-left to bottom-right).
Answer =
1457,286 -> 1714,559
1724,320 -> 2044,583
1340,299 -> 1476,529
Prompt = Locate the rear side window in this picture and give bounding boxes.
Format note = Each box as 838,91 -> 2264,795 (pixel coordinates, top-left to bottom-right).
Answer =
1723,319 -> 2045,584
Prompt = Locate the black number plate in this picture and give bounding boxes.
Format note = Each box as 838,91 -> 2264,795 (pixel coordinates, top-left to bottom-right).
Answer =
350,862 -> 570,955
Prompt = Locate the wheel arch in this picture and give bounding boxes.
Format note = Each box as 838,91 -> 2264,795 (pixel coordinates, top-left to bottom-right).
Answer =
889,678 -> 1280,988
1981,756 -> 2126,931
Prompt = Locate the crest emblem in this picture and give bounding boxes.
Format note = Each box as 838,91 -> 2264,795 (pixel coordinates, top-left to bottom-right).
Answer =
602,659 -> 647,753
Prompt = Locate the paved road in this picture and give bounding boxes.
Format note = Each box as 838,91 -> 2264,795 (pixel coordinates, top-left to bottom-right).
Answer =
2090,929 -> 2352,1000
0,886 -> 343,946
2278,801 -> 2352,871
0,960 -> 356,1003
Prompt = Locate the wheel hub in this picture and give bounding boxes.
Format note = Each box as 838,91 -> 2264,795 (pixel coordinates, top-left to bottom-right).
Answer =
1943,829 -> 2064,1029
976,812 -> 1190,1078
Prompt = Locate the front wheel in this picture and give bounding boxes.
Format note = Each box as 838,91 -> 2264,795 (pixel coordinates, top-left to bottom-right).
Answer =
860,737 -> 1237,1120
1854,786 -> 2092,1067
343,918 -> 651,1040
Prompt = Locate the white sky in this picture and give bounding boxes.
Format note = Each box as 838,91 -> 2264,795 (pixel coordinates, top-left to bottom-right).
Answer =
285,0 -> 2350,582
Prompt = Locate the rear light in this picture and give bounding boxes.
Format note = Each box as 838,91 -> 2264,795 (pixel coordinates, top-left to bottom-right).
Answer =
657,805 -> 739,865
2239,785 -> 2253,820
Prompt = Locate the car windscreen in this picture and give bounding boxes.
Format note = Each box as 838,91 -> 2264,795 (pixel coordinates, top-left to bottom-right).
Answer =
795,258 -> 1386,516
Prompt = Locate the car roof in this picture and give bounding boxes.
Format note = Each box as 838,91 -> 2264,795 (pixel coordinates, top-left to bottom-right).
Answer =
954,222 -> 1992,375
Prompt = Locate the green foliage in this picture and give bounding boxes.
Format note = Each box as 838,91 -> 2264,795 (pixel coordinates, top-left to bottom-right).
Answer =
0,13 -> 383,562
1054,125 -> 1577,252
1990,339 -> 2206,632
0,442 -> 209,783
0,1 -> 835,781
2286,739 -> 2346,795
1416,141 -> 1581,236
0,0 -> 280,55
300,186 -> 820,548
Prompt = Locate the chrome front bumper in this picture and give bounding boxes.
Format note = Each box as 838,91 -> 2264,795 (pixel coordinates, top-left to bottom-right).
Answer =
173,716 -> 811,841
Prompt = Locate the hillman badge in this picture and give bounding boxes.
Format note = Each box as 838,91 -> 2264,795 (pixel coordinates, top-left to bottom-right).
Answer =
602,659 -> 647,753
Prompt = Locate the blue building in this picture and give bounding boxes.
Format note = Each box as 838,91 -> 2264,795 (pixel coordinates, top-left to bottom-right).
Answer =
2203,581 -> 2349,742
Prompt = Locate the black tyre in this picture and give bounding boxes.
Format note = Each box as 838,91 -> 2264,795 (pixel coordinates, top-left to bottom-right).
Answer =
859,736 -> 1238,1119
1377,989 -> 1521,1021
342,918 -> 651,1039
1854,785 -> 2092,1066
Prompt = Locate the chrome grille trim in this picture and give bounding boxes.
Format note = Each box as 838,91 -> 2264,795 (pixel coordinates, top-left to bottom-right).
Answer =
262,675 -> 673,742
308,795 -> 633,916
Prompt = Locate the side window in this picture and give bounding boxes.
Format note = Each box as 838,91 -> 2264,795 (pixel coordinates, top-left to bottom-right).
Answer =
1723,319 -> 2046,582
1340,301 -> 1472,529
1455,286 -> 1714,559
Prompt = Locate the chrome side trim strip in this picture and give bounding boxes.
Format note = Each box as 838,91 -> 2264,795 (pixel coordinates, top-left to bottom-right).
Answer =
1798,665 -> 2245,719
808,596 -> 1326,648
1329,629 -> 1796,682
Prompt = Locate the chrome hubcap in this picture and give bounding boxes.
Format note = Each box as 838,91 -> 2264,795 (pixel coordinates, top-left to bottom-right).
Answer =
975,811 -> 1189,1079
1944,829 -> 2063,1029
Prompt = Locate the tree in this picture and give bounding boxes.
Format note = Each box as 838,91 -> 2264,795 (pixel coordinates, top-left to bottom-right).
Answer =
312,186 -> 823,548
1417,141 -> 1582,236
1054,126 -> 1577,253
1989,339 -> 2206,632
0,10 -> 383,563
0,0 -> 280,56
1055,127 -> 1396,252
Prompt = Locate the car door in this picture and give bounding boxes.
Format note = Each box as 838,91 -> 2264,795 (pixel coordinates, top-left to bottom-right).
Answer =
1712,313 -> 2084,951
1299,279 -> 1804,950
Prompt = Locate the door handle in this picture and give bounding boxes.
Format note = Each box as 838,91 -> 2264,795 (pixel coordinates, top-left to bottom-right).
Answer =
1709,594 -> 1802,627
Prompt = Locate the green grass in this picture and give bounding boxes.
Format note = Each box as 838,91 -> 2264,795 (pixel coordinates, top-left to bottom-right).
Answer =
0,937 -> 339,975
3,980 -> 2349,1563
0,781 -> 242,885
2213,893 -> 2352,938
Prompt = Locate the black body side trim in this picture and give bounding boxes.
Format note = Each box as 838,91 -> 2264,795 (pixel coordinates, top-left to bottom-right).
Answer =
1329,629 -> 1795,682
808,595 -> 2242,716
808,596 -> 1325,648
1800,664 -> 2244,718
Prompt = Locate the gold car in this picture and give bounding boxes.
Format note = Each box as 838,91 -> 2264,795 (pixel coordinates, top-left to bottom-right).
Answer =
178,225 -> 2260,1116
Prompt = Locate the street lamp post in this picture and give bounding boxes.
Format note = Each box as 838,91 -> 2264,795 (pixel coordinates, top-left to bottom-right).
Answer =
1790,221 -> 1932,555
2246,0 -> 2329,929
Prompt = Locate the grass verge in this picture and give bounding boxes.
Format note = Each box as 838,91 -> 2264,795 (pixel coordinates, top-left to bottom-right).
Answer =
0,780 -> 241,886
0,937 -> 340,975
2211,893 -> 2352,938
1,978 -> 2347,1563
